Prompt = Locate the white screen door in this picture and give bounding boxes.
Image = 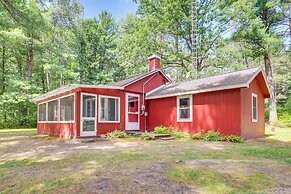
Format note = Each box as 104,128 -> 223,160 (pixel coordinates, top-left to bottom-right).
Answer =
126,93 -> 139,130
80,93 -> 97,136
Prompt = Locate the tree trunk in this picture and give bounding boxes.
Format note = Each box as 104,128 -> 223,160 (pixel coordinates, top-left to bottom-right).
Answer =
41,64 -> 46,92
17,56 -> 23,79
1,43 -> 5,94
264,53 -> 278,123
191,0 -> 197,79
26,38 -> 33,79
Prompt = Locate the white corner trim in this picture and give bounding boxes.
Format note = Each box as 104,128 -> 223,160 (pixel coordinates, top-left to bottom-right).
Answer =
177,95 -> 193,122
251,93 -> 258,123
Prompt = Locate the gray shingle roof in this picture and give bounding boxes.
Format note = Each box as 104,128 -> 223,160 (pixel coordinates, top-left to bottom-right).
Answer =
31,84 -> 122,102
146,67 -> 262,99
106,69 -> 160,87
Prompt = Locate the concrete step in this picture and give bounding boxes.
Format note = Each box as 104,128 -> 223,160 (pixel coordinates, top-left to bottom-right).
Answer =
161,137 -> 175,141
125,131 -> 144,135
77,138 -> 106,142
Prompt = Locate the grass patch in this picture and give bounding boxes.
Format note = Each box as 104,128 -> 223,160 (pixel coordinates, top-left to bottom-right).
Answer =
240,144 -> 291,164
0,128 -> 37,137
265,126 -> 291,142
166,166 -> 273,193
112,151 -> 147,161
0,158 -> 39,169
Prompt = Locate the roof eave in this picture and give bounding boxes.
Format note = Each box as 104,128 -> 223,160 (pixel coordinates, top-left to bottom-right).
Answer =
245,68 -> 271,98
122,69 -> 171,88
145,83 -> 248,100
31,84 -> 123,103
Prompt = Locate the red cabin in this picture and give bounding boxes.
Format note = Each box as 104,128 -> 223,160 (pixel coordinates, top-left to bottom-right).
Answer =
32,54 -> 270,139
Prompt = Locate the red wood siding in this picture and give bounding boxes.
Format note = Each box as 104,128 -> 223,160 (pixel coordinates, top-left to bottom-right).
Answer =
37,123 -> 77,138
240,77 -> 265,139
124,72 -> 168,93
37,92 -> 78,138
147,89 -> 241,135
78,88 -> 125,136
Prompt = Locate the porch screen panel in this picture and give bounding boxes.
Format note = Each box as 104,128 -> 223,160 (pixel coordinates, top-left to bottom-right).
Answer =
60,95 -> 74,121
38,103 -> 46,121
100,97 -> 119,122
48,100 -> 58,121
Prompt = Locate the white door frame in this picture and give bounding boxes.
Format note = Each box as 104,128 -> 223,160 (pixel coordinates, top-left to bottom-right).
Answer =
80,93 -> 97,136
125,93 -> 140,130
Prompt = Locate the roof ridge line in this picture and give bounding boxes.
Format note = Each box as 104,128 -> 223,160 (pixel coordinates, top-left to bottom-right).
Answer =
169,66 -> 261,85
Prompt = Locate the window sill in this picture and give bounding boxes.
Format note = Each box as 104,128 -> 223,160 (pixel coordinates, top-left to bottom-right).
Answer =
59,121 -> 75,124
98,121 -> 120,124
177,119 -> 193,122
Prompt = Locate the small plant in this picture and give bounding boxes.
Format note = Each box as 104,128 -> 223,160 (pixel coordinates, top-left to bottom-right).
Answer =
106,130 -> 127,139
220,135 -> 244,143
170,131 -> 191,139
154,126 -> 170,134
201,130 -> 221,141
191,132 -> 203,140
140,132 -> 155,140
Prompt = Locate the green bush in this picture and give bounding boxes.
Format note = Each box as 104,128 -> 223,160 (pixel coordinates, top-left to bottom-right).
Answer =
140,132 -> 155,140
189,130 -> 244,143
170,131 -> 191,139
220,135 -> 244,143
154,126 -> 170,134
106,130 -> 127,139
201,130 -> 221,141
191,132 -> 203,140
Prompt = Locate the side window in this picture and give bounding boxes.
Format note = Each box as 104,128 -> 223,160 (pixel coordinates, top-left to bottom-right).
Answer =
252,93 -> 258,122
177,95 -> 192,122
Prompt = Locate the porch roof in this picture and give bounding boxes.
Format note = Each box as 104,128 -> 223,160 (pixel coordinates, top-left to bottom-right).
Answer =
31,84 -> 122,102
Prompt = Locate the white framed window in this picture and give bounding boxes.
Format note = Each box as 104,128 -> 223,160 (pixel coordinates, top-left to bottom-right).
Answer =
48,99 -> 59,122
60,94 -> 75,122
98,95 -> 120,123
252,93 -> 258,122
177,95 -> 193,122
38,103 -> 47,122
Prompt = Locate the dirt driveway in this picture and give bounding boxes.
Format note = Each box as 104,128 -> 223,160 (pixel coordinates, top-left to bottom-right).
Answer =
0,129 -> 290,193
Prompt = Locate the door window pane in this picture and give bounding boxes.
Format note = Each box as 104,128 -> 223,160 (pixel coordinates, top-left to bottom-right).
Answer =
82,120 -> 95,131
83,95 -> 95,117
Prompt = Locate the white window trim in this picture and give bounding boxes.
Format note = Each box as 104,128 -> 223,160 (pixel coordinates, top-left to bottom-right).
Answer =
37,93 -> 75,124
252,93 -> 258,122
98,95 -> 121,123
59,93 -> 76,123
37,101 -> 47,123
177,95 -> 193,122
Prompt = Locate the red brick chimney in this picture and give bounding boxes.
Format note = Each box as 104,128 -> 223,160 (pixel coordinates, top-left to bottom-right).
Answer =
148,54 -> 161,71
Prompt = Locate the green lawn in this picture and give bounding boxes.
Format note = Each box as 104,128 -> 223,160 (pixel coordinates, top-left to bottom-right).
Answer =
0,127 -> 290,193
265,125 -> 291,142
